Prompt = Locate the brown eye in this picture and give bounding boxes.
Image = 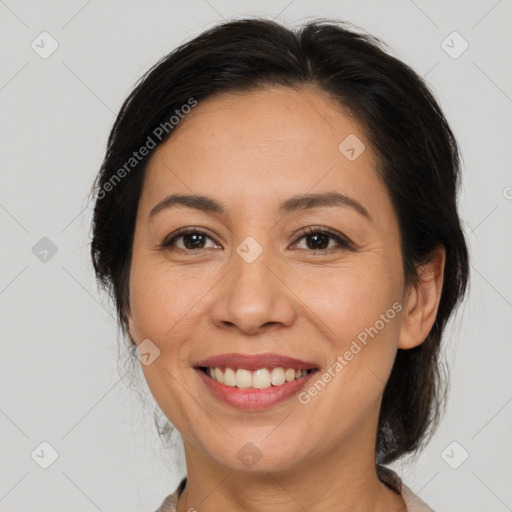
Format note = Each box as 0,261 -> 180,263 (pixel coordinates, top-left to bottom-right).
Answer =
292,226 -> 353,252
160,226 -> 353,254
161,229 -> 220,251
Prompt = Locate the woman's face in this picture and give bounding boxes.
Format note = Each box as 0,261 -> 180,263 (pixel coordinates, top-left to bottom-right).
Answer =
127,85 -> 408,474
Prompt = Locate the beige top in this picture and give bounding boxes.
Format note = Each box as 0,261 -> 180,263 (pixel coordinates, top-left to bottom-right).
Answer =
154,477 -> 435,511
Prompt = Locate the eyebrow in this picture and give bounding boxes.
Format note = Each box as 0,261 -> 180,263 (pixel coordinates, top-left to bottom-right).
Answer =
148,192 -> 372,222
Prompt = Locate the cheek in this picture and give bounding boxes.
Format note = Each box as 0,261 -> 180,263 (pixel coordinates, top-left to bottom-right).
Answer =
295,260 -> 403,400
297,259 -> 401,343
128,264 -> 211,432
128,261 -> 210,342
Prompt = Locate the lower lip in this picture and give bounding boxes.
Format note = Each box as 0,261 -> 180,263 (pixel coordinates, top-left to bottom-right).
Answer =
195,368 -> 317,410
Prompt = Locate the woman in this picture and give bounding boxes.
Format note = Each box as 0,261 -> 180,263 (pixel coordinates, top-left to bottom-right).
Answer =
90,18 -> 469,511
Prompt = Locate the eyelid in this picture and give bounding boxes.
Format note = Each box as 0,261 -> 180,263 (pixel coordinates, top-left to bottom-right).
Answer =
160,225 -> 355,252
290,225 -> 355,251
160,226 -> 222,249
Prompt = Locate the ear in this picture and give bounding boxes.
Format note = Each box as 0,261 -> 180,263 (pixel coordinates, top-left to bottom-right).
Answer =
398,245 -> 446,350
125,308 -> 139,346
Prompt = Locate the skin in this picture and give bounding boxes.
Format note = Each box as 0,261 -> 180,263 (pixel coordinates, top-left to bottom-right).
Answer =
127,85 -> 445,512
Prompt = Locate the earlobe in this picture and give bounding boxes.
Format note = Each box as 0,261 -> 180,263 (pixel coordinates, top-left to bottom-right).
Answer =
398,245 -> 446,350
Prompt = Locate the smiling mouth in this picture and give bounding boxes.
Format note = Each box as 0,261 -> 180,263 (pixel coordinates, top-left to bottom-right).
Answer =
198,366 -> 318,390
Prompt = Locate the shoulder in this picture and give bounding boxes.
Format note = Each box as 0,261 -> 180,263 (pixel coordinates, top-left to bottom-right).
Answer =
154,492 -> 178,512
154,477 -> 187,512
153,477 -> 436,512
401,483 -> 436,512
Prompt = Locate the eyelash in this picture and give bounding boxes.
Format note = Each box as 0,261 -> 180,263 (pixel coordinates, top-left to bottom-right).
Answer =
160,226 -> 354,254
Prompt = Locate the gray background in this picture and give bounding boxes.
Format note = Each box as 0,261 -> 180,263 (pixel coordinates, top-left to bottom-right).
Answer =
1,0 -> 511,510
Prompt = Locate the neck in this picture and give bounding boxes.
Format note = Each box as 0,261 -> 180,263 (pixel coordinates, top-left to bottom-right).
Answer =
175,414 -> 407,512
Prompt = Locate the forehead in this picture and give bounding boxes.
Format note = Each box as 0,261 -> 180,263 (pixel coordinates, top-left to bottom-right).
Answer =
140,85 -> 394,228
160,85 -> 365,160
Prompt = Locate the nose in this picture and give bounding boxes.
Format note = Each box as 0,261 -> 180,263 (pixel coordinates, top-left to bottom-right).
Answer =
209,243 -> 296,335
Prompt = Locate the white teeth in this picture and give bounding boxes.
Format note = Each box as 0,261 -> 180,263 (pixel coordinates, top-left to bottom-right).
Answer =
270,367 -> 286,386
285,368 -> 296,382
223,367 -> 236,387
235,368 -> 252,388
214,367 -> 224,384
252,368 -> 271,389
205,366 -> 311,388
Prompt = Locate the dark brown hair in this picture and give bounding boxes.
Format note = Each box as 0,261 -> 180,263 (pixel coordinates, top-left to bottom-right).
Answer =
89,18 -> 470,493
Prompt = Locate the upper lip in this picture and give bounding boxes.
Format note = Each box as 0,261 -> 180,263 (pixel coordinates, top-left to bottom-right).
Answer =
194,352 -> 319,371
